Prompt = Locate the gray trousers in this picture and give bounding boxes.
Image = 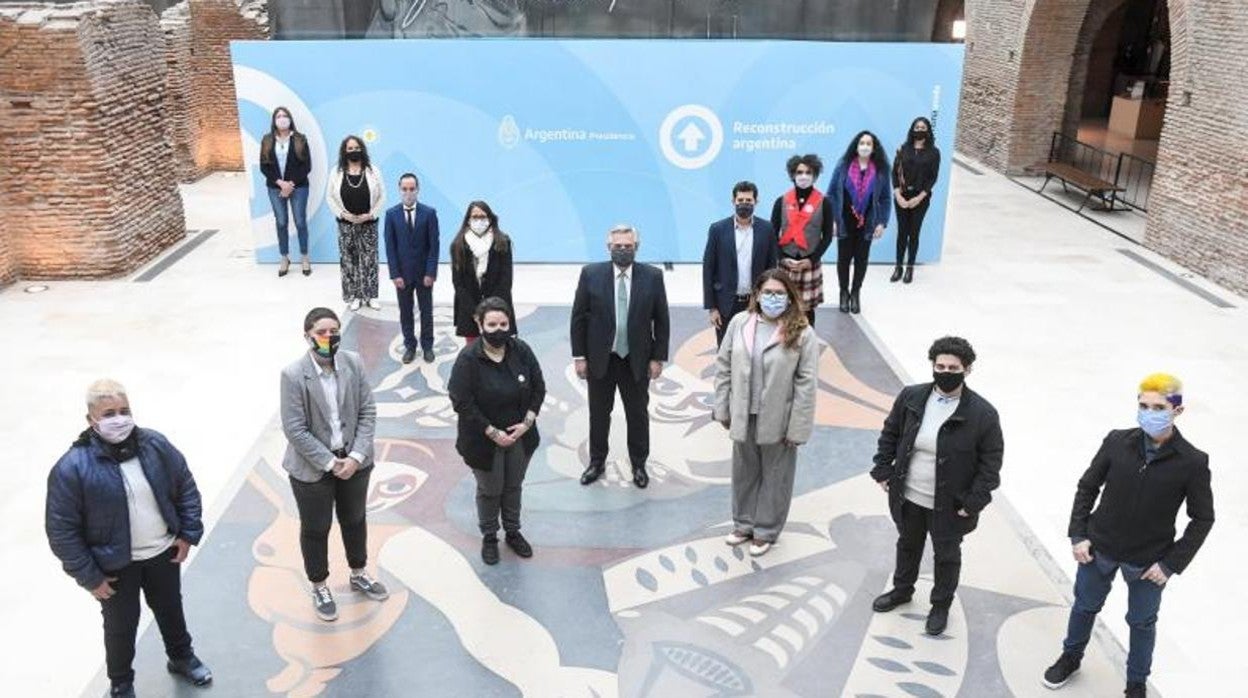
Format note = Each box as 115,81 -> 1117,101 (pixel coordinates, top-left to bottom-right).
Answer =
471,446 -> 531,537
731,415 -> 798,543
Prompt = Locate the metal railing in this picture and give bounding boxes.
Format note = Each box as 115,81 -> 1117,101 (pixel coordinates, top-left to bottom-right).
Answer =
1046,131 -> 1156,211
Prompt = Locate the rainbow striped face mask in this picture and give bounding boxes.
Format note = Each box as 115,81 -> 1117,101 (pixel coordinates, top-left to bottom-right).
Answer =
308,333 -> 341,360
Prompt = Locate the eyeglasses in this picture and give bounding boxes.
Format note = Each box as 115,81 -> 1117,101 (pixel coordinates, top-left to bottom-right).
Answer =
759,291 -> 787,300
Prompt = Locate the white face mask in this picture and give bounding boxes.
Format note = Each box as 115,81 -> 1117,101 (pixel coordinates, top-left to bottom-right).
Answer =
469,219 -> 490,235
794,174 -> 814,189
401,191 -> 417,207
275,116 -> 291,130
95,415 -> 136,444
857,144 -> 873,159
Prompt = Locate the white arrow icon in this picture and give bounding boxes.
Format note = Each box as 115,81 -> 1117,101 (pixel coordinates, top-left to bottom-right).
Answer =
676,122 -> 706,152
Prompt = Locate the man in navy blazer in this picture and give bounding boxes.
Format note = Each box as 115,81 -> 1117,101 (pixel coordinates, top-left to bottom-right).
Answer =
383,173 -> 439,364
571,224 -> 671,488
702,181 -> 779,346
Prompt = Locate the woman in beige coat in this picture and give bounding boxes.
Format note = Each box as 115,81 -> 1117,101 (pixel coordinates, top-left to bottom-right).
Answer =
713,268 -> 820,556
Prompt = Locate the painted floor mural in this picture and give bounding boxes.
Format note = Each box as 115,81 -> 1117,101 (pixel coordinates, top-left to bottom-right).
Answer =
116,306 -> 1122,697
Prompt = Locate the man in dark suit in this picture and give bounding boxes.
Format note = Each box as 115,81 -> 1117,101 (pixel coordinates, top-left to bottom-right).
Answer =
571,224 -> 671,488
383,173 -> 439,364
702,181 -> 779,346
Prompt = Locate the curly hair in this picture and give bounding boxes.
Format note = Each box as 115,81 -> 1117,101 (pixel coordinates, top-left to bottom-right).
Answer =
927,336 -> 976,368
785,153 -> 824,180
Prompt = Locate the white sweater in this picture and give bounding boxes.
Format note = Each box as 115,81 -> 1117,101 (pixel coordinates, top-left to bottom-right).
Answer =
325,164 -> 386,221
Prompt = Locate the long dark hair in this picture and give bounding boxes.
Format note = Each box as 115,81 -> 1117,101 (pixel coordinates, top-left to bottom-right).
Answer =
450,200 -> 510,270
838,130 -> 890,173
336,135 -> 370,172
747,268 -> 808,350
902,116 -> 934,151
260,106 -> 305,162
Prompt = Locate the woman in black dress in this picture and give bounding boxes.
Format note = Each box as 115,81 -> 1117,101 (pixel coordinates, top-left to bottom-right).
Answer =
449,201 -> 516,343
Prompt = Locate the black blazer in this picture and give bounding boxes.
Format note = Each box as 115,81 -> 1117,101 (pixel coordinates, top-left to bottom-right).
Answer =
1069,428 -> 1213,574
258,132 -> 311,188
447,337 -> 545,470
450,237 -> 516,337
702,216 -> 779,318
570,261 -> 670,382
870,383 -> 1004,539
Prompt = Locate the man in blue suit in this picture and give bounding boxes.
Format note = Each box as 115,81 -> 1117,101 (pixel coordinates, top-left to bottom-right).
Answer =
383,173 -> 439,363
702,181 -> 779,346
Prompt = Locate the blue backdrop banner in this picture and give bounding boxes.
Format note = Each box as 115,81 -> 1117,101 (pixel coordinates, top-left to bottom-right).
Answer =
232,39 -> 963,264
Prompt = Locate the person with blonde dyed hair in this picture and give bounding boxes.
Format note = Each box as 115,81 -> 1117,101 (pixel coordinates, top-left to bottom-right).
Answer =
1043,373 -> 1215,697
46,380 -> 212,697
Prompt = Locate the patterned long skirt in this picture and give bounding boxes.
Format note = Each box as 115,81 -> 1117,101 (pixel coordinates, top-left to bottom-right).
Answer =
787,259 -> 824,313
337,219 -> 379,302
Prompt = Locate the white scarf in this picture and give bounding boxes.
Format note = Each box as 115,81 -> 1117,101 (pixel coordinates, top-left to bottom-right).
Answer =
464,230 -> 494,281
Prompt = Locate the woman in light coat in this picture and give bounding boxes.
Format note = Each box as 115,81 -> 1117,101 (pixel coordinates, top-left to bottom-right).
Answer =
326,135 -> 385,310
714,268 -> 820,556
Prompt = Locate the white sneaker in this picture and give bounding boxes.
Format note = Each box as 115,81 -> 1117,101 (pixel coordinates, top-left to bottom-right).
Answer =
724,531 -> 751,546
348,299 -> 362,311
366,298 -> 381,310
749,541 -> 772,557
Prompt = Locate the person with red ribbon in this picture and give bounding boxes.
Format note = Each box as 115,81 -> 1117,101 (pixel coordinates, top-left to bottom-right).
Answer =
769,154 -> 836,327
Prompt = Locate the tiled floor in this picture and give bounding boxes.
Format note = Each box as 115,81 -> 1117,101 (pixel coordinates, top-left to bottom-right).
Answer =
4,160 -> 1242,697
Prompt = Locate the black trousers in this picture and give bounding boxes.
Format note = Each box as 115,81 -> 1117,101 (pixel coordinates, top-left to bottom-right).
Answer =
587,353 -> 651,469
894,199 -> 930,267
714,295 -> 751,346
836,234 -> 873,294
101,546 -> 193,686
472,446 -> 532,536
892,499 -> 964,607
289,466 -> 372,584
396,282 -> 434,351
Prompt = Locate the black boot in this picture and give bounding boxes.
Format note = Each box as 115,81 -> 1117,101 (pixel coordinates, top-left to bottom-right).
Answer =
903,265 -> 914,284
481,535 -> 500,565
849,291 -> 861,314
839,289 -> 850,313
889,265 -> 903,282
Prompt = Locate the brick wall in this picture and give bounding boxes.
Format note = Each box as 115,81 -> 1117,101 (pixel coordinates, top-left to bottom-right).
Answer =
160,2 -> 202,182
184,0 -> 268,173
0,211 -> 13,287
1145,1 -> 1248,296
0,0 -> 186,279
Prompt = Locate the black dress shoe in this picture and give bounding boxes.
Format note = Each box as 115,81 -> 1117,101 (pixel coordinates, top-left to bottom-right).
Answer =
580,463 -> 604,485
633,467 -> 649,489
401,347 -> 416,364
423,349 -> 435,363
110,683 -> 136,698
481,535 -> 500,565
167,654 -> 213,686
925,604 -> 949,635
871,588 -> 913,613
903,265 -> 914,284
889,265 -> 903,282
505,531 -> 533,558
839,289 -> 850,313
849,292 -> 861,314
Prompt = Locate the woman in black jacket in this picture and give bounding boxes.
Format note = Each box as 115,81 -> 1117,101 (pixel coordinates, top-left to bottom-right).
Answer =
450,201 -> 516,342
891,117 -> 940,284
258,106 -> 313,277
447,297 -> 545,565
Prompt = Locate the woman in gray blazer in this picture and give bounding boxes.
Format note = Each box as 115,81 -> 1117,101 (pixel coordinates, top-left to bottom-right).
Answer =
280,307 -> 388,622
713,269 -> 820,557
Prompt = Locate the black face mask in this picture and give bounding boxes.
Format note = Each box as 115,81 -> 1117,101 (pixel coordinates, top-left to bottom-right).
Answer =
346,151 -> 363,163
933,370 -> 965,393
308,333 -> 341,360
482,329 -> 509,348
735,203 -> 755,218
610,248 -> 635,267
911,130 -> 929,143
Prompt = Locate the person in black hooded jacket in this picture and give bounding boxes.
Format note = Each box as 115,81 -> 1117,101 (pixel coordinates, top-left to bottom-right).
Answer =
45,380 -> 212,698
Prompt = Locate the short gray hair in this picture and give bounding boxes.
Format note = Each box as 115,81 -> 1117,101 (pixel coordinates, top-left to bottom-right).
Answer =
86,379 -> 128,410
606,224 -> 639,243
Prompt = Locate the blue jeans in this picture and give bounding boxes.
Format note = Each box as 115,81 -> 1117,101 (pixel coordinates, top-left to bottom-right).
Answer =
1062,552 -> 1165,683
268,185 -> 309,256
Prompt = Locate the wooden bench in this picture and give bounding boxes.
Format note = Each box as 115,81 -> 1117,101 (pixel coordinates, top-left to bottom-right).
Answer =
1031,162 -> 1124,213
